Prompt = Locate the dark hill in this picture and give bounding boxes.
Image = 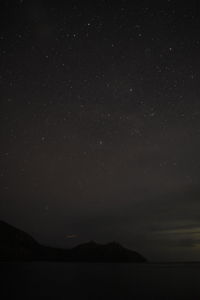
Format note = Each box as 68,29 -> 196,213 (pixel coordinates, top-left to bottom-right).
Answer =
0,220 -> 40,260
70,241 -> 146,262
0,221 -> 147,262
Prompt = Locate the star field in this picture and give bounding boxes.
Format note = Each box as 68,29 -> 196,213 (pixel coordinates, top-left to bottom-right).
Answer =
1,0 -> 200,260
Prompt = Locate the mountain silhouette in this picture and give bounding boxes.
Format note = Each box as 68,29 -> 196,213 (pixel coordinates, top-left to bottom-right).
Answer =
0,220 -> 147,262
71,241 -> 146,262
0,220 -> 40,260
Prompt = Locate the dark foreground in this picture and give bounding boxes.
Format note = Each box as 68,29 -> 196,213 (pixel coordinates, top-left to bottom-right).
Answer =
1,262 -> 200,300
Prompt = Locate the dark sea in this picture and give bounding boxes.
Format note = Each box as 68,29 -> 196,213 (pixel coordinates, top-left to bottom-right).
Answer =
1,262 -> 200,300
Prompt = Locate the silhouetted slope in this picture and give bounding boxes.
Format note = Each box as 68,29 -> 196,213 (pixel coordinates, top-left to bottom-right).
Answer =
0,220 -> 40,260
0,221 -> 147,262
70,241 -> 146,262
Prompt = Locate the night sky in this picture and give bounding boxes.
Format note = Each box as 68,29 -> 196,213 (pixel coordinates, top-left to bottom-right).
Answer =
1,0 -> 200,261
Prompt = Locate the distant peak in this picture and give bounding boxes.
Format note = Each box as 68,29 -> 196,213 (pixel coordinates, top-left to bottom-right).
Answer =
84,240 -> 98,247
107,241 -> 122,247
109,241 -> 120,245
73,240 -> 98,249
88,240 -> 97,244
0,220 -> 9,225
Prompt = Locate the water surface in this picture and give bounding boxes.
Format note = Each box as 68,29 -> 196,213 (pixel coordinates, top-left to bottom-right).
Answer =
1,262 -> 200,299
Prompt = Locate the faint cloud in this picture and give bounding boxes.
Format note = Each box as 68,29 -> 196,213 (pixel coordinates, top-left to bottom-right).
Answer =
65,234 -> 78,239
153,227 -> 200,248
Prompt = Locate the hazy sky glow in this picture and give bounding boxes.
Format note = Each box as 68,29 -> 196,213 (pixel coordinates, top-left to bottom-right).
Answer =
1,0 -> 200,261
